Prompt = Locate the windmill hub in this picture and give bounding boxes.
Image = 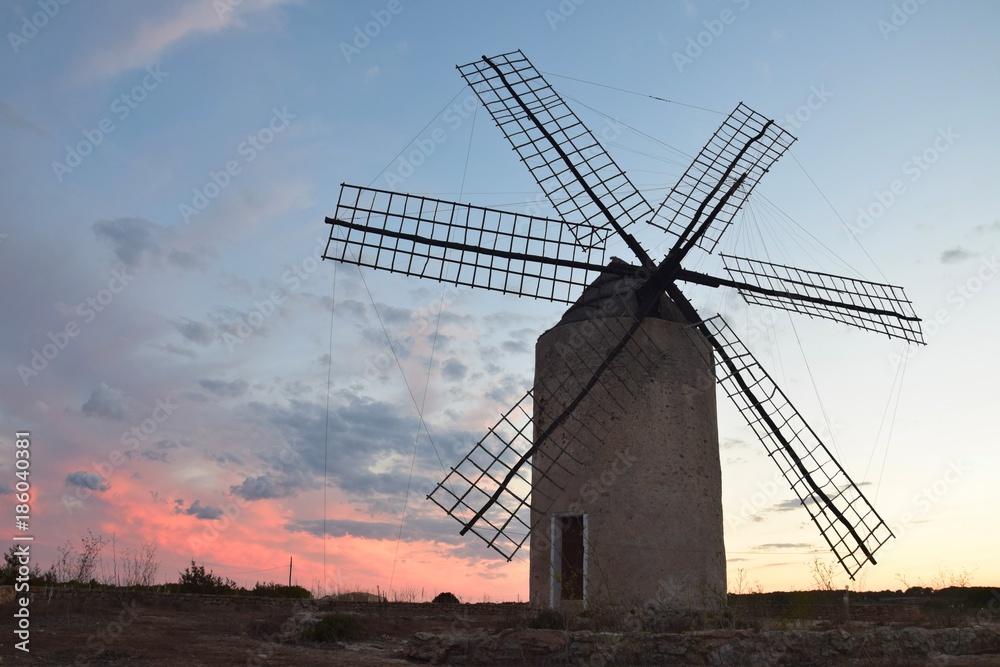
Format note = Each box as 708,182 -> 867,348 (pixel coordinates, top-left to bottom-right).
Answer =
556,258 -> 685,327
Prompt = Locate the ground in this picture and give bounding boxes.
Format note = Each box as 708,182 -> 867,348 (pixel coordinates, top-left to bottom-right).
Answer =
1,589 -> 998,665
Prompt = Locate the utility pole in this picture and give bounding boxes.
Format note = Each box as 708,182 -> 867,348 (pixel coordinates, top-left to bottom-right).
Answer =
288,556 -> 293,587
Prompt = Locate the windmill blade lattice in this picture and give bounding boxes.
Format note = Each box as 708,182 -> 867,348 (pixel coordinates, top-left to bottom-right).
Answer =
458,50 -> 654,250
428,304 -> 672,560
652,103 -> 796,255
721,254 -> 924,344
325,184 -> 607,303
700,316 -> 894,578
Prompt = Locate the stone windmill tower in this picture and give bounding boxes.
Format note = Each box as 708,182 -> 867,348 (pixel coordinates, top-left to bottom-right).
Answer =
323,50 -> 924,611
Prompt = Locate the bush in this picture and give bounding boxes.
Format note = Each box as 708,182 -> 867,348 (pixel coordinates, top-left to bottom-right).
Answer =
177,561 -> 236,595
308,613 -> 363,642
250,582 -> 312,599
432,591 -> 460,604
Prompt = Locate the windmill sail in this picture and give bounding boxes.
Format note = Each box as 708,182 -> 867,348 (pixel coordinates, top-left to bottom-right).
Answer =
720,254 -> 924,344
325,184 -> 607,303
699,316 -> 894,577
653,103 -> 796,255
458,50 -> 653,252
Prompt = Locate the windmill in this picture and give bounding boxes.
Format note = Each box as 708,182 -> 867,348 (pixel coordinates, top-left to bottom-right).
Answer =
322,50 -> 923,611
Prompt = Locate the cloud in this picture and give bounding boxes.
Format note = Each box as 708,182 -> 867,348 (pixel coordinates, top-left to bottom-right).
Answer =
753,542 -> 814,552
941,247 -> 975,264
226,395 -> 479,503
284,380 -> 313,397
73,0 -> 297,82
81,383 -> 130,420
93,218 -> 208,271
378,304 -> 412,325
167,248 -> 208,270
485,374 -> 526,404
441,358 -> 468,381
199,378 -> 249,397
157,342 -> 198,358
972,220 -> 1000,235
190,502 -> 223,520
500,340 -> 529,354
174,319 -> 215,345
230,470 -> 315,500
176,498 -> 222,521
284,515 -> 467,546
0,101 -> 50,139
66,471 -> 111,492
769,498 -> 814,512
93,217 -> 163,267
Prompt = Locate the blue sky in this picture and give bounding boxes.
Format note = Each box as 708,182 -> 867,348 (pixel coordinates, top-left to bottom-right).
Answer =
1,0 -> 998,597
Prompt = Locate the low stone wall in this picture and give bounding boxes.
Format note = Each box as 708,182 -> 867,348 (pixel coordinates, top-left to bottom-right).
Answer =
18,586 -> 529,616
407,625 -> 1000,666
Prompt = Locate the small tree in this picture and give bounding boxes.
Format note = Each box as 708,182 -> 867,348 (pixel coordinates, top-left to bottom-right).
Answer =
50,530 -> 109,584
809,557 -> 838,592
0,545 -> 41,585
122,540 -> 160,587
178,560 -> 236,594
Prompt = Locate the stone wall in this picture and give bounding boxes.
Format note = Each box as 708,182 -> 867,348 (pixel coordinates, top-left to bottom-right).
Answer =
407,625 -> 1000,665
19,586 -> 529,616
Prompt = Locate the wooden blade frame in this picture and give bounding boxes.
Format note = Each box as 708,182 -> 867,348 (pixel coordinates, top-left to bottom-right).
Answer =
458,50 -> 654,254
697,315 -> 894,578
652,103 -> 796,255
720,254 -> 925,344
325,184 -> 607,303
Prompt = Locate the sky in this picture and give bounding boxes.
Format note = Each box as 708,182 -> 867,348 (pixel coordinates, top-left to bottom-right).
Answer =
1,0 -> 998,601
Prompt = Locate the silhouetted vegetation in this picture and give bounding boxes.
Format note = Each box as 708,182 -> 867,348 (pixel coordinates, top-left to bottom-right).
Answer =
431,591 -> 460,604
307,613 -> 364,642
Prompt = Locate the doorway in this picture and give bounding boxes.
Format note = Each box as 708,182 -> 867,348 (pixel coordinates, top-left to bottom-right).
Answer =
550,513 -> 586,606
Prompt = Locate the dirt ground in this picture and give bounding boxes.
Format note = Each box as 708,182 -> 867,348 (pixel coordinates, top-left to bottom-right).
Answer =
1,592 -> 998,666
0,594 -> 505,666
